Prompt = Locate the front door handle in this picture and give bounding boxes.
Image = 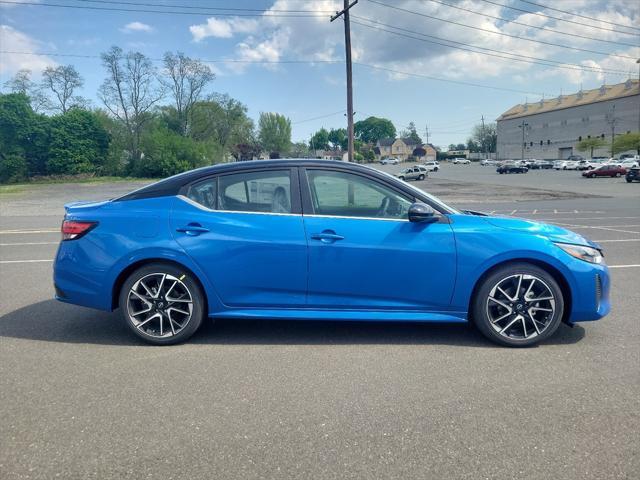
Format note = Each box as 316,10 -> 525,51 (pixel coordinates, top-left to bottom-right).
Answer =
176,223 -> 209,236
311,231 -> 344,243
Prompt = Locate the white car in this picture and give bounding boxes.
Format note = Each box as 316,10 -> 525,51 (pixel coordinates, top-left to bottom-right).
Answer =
452,158 -> 470,164
619,159 -> 639,169
421,161 -> 440,172
555,160 -> 578,170
380,157 -> 400,165
480,159 -> 497,166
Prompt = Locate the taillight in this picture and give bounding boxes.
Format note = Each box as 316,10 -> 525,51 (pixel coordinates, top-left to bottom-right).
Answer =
61,220 -> 97,240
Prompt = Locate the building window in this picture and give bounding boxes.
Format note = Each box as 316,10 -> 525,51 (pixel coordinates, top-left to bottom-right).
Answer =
530,141 -> 533,146
578,136 -> 582,141
540,140 -> 543,145
547,140 -> 550,145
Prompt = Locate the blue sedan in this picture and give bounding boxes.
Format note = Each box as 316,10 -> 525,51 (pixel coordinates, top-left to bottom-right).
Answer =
53,160 -> 610,347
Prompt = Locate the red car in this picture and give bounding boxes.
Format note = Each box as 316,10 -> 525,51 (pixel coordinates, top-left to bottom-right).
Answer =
582,165 -> 627,178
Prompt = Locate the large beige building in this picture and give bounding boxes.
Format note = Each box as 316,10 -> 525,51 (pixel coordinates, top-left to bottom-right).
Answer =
496,79 -> 640,160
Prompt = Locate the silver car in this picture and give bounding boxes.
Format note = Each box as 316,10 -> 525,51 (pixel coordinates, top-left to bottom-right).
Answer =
396,165 -> 428,181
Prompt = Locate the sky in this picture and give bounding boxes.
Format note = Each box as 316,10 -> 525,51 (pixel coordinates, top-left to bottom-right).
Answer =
1,0 -> 639,148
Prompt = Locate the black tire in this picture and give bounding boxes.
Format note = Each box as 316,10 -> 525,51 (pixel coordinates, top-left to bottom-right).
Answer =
434,167 -> 439,172
626,177 -> 632,183
471,263 -> 564,347
398,176 -> 405,180
418,174 -> 425,180
118,263 -> 205,345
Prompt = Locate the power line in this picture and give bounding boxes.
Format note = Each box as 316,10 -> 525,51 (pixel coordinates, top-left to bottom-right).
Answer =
365,0 -> 637,60
478,0 -> 640,34
292,110 -> 346,124
74,0 -> 333,14
0,0 -> 330,17
351,18 -> 632,76
1,50 -> 556,96
353,62 -> 552,96
419,0 -> 639,45
519,0 -> 640,32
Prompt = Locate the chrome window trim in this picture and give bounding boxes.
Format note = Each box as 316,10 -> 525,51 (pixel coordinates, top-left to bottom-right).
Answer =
303,213 -> 410,222
176,195 -> 301,217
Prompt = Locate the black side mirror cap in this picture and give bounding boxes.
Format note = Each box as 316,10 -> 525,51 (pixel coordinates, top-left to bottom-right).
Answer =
408,202 -> 438,223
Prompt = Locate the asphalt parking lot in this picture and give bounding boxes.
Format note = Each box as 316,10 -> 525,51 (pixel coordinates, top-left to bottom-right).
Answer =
1,165 -> 639,479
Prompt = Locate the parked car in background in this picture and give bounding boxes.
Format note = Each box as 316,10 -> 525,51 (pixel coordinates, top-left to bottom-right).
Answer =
556,160 -> 579,170
452,158 -> 471,164
497,161 -> 528,174
530,160 -> 553,169
619,153 -> 639,162
480,159 -> 497,166
567,155 -> 584,162
575,160 -> 592,171
582,165 -> 627,178
53,159 -> 610,347
421,161 -> 440,172
626,166 -> 640,183
380,157 -> 400,165
396,165 -> 428,181
619,159 -> 639,169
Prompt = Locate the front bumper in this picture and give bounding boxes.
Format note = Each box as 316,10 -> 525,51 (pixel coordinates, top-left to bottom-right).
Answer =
567,262 -> 610,323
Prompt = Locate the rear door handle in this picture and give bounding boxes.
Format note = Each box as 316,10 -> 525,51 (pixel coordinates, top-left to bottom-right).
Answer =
176,223 -> 209,236
311,231 -> 344,243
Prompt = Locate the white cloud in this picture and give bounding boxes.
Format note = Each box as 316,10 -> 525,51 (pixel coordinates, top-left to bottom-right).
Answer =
0,25 -> 56,75
121,21 -> 154,33
0,0 -> 38,8
190,18 -> 258,41
186,0 -> 640,83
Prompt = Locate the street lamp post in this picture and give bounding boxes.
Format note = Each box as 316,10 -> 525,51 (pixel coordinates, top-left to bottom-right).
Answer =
518,121 -> 529,161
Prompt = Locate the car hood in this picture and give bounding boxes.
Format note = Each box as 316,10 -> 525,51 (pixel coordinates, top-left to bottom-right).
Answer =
483,216 -> 600,249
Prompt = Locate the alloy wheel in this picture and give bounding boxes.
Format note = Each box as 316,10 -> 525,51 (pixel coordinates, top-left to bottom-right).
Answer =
127,273 -> 193,338
485,274 -> 556,341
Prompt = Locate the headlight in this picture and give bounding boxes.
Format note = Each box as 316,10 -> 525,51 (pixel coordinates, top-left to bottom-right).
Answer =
555,243 -> 603,264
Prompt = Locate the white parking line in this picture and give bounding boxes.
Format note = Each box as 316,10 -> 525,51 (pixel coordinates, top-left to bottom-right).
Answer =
594,239 -> 640,243
0,242 -> 58,246
0,229 -> 58,234
0,259 -> 53,264
547,223 -> 640,235
609,264 -> 640,269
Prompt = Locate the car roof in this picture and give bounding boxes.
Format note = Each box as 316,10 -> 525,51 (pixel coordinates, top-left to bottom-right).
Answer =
117,159 -> 387,201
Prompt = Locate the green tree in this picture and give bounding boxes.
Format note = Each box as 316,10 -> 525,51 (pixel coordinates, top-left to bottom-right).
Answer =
0,93 -> 50,177
190,94 -> 254,158
613,132 -> 640,155
47,109 -> 110,174
162,52 -> 215,136
328,127 -> 348,150
290,141 -> 310,157
138,127 -> 217,177
467,122 -> 497,154
309,127 -> 330,151
576,137 -> 607,158
354,116 -> 396,144
401,121 -> 422,144
258,112 -> 292,157
99,46 -> 164,171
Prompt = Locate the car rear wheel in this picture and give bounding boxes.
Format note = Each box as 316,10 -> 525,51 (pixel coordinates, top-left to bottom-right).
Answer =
119,263 -> 205,345
472,263 -> 564,347
418,174 -> 425,180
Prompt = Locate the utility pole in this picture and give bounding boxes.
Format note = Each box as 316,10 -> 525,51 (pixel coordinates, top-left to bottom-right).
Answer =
607,104 -> 617,157
424,124 -> 430,145
518,121 -> 529,161
331,0 -> 358,162
481,115 -> 487,160
636,59 -> 640,132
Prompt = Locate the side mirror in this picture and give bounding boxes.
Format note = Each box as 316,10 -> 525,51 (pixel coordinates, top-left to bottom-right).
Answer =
408,202 -> 438,223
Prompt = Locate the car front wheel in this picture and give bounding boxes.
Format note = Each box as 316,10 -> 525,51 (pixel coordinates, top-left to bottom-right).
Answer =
119,263 -> 205,345
472,263 -> 564,347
